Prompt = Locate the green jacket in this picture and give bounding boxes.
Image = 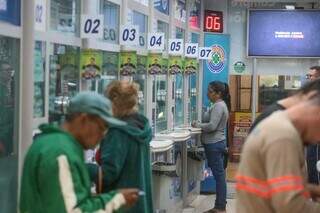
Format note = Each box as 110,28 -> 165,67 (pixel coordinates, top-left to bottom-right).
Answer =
20,124 -> 126,213
88,113 -> 153,213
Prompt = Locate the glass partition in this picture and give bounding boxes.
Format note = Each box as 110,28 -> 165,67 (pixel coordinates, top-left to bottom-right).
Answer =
98,51 -> 119,94
157,20 -> 169,51
155,75 -> 168,132
133,11 -> 148,49
50,0 -> 80,36
189,74 -> 197,123
134,55 -> 147,114
101,1 -> 120,44
34,41 -> 46,118
0,36 -> 19,213
49,43 -> 80,125
174,73 -> 184,127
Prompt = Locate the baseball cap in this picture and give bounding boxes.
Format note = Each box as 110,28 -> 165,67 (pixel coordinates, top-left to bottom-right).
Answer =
68,91 -> 126,126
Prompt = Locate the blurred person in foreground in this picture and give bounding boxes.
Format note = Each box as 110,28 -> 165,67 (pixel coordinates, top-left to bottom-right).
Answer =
20,92 -> 139,213
236,93 -> 320,213
87,81 -> 153,213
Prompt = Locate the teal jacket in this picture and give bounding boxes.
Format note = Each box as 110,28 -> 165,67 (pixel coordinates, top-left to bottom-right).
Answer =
88,113 -> 153,213
20,124 -> 126,213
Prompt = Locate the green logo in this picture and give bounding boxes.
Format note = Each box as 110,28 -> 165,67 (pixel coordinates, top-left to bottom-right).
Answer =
234,61 -> 246,73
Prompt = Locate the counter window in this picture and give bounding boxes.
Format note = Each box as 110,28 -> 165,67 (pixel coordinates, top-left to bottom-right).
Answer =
101,1 -> 120,44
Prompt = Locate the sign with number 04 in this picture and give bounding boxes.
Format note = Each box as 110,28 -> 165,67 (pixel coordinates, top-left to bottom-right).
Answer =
81,15 -> 103,38
168,39 -> 184,56
185,43 -> 199,58
147,33 -> 165,50
120,25 -> 140,46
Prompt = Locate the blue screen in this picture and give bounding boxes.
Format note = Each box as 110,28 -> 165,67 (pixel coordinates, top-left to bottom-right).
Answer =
248,10 -> 320,57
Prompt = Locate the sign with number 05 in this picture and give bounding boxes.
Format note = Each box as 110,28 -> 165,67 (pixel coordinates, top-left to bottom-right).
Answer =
120,25 -> 139,46
147,33 -> 165,50
198,47 -> 212,60
168,39 -> 184,56
81,15 -> 103,38
185,43 -> 199,58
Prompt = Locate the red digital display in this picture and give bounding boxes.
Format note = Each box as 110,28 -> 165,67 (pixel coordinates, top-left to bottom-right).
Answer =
204,10 -> 223,33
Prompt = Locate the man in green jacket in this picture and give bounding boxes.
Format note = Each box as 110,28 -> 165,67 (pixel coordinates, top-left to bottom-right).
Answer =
20,91 -> 139,213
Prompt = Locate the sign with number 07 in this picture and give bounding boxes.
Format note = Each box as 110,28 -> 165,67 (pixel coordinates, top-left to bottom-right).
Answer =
147,33 -> 165,50
185,43 -> 199,58
120,25 -> 140,46
198,47 -> 212,60
81,15 -> 103,38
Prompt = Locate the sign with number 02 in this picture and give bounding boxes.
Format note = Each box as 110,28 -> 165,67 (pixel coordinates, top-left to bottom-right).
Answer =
147,33 -> 165,50
185,43 -> 199,58
120,25 -> 139,46
35,0 -> 46,32
81,15 -> 103,38
168,39 -> 184,56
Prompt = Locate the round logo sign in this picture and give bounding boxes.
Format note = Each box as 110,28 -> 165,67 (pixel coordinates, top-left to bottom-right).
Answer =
234,61 -> 246,73
207,45 -> 226,74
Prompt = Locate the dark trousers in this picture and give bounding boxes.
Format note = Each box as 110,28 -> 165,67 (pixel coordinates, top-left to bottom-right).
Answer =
204,141 -> 227,210
306,144 -> 320,184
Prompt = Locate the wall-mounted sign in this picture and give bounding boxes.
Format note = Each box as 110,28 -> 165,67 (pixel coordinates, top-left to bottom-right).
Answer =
204,10 -> 223,33
35,0 -> 46,31
81,15 -> 103,39
198,47 -> 212,60
168,39 -> 184,56
185,43 -> 198,58
148,33 -> 165,50
120,25 -> 140,46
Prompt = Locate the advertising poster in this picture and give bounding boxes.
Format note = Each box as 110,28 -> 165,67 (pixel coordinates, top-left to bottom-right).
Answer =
120,51 -> 137,76
169,56 -> 183,74
201,33 -> 230,194
203,33 -> 230,107
148,53 -> 162,74
174,0 -> 186,22
102,52 -> 119,77
184,58 -> 198,74
81,49 -> 102,80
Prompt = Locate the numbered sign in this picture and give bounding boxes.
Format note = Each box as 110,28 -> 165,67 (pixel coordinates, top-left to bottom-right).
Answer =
35,0 -> 46,32
198,47 -> 212,60
81,15 -> 103,38
168,39 -> 184,56
185,43 -> 199,58
147,33 -> 165,50
120,25 -> 139,46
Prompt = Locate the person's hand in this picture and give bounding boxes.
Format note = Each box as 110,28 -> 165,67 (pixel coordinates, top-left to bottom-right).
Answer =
307,184 -> 320,201
119,188 -> 139,207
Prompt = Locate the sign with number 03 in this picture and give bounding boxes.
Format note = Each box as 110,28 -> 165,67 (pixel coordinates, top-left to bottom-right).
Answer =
198,47 -> 212,60
81,15 -> 103,38
35,0 -> 46,32
147,33 -> 165,50
120,25 -> 140,46
185,43 -> 199,58
168,39 -> 184,56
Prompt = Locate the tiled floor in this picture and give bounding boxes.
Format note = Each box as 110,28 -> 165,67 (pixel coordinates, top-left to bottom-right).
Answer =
183,162 -> 239,213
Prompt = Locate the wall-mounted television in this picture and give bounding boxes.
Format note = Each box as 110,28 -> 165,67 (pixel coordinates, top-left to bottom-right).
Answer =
247,10 -> 320,58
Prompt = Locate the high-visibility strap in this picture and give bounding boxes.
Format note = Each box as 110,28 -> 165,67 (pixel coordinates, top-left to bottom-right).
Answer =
236,175 -> 309,199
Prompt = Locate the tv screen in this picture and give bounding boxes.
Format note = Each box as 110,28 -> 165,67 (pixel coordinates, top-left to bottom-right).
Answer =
248,10 -> 320,57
